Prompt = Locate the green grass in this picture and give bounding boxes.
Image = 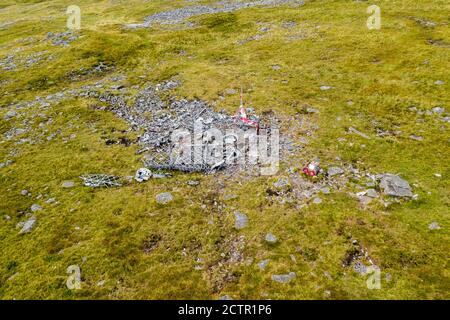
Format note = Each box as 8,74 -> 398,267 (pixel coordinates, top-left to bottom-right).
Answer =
0,0 -> 449,299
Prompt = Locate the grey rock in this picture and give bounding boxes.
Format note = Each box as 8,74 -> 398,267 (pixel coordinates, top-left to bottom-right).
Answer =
4,110 -> 16,119
327,166 -> 344,176
273,177 -> 290,189
358,195 -> 373,206
281,21 -> 297,29
428,222 -> 441,230
21,189 -> 29,196
30,204 -> 42,212
258,259 -> 270,270
365,189 -> 378,198
4,215 -> 11,220
349,126 -> 371,139
409,134 -> 423,141
320,85 -> 333,91
187,180 -> 200,186
306,107 -> 319,113
321,187 -> 330,194
19,217 -> 36,234
431,106 -> 445,114
271,272 -> 296,283
152,173 -> 169,179
379,174 -> 413,197
265,233 -> 278,243
312,197 -> 322,204
234,211 -> 248,229
62,181 -> 75,188
223,194 -> 238,201
434,80 -> 445,85
219,295 -> 233,300
271,64 -> 282,70
224,88 -> 237,95
156,192 -> 173,204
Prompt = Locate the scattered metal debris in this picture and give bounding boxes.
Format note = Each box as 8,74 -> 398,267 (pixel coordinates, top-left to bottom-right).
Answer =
80,174 -> 122,188
349,126 -> 371,139
126,0 -> 305,29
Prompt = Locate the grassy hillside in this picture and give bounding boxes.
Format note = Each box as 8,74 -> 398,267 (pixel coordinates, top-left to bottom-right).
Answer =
0,0 -> 448,299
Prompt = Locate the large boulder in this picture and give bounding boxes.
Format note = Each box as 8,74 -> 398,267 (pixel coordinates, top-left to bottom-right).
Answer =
379,174 -> 413,197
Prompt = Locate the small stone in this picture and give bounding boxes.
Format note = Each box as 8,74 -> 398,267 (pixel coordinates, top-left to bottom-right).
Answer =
271,64 -> 282,70
271,272 -> 296,283
187,180 -> 200,186
265,233 -> 278,243
324,271 -> 333,280
327,166 -> 344,176
224,88 -> 237,95
234,211 -> 248,229
428,222 -> 441,230
19,217 -> 36,234
4,215 -> 11,220
409,134 -> 423,141
46,198 -> 56,204
365,189 -> 378,198
258,259 -> 270,270
62,181 -> 75,188
156,192 -> 173,204
4,110 -> 16,119
320,85 -> 333,91
358,195 -> 373,206
312,197 -> 322,204
223,194 -> 238,201
434,80 -> 445,85
21,190 -> 29,196
306,107 -> 319,113
151,173 -> 168,179
219,295 -> 233,300
273,177 -> 290,189
320,187 -> 330,194
30,204 -> 42,212
431,106 -> 445,114
434,173 -> 441,178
